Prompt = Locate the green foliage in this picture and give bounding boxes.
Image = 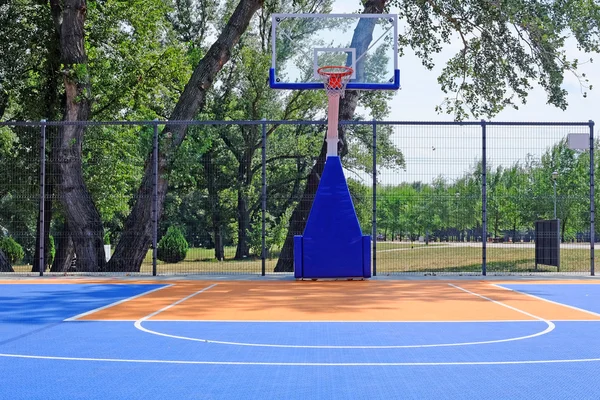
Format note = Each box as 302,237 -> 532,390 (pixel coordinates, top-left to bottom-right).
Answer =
373,135 -> 594,243
248,210 -> 290,258
47,235 -> 55,266
0,127 -> 16,156
86,0 -> 191,120
0,236 -> 24,264
82,125 -> 148,230
0,0 -> 59,121
347,178 -> 372,234
391,0 -> 600,119
157,226 -> 189,263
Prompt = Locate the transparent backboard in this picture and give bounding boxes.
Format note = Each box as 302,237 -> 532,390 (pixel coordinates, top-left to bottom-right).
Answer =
270,13 -> 400,90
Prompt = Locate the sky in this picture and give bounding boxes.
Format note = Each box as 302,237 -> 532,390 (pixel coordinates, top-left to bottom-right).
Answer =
327,2 -> 599,185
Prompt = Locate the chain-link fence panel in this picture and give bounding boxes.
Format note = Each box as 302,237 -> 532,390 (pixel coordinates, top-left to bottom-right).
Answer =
0,120 -> 595,276
486,123 -> 594,274
0,124 -> 41,275
266,121 -> 326,274
375,122 -> 483,275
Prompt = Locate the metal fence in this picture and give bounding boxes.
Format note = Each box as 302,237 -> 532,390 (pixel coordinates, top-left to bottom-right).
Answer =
0,119 -> 595,276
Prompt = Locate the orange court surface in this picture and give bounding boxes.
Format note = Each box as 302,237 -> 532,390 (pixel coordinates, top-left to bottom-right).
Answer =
3,277 -> 600,322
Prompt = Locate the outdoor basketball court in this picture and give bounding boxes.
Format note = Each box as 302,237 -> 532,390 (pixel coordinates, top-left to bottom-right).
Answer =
1,276 -> 600,399
1,9 -> 597,400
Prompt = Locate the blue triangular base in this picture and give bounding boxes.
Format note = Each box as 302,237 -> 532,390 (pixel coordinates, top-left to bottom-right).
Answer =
299,156 -> 367,278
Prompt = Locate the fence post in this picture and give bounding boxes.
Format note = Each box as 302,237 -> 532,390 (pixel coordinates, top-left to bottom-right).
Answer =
38,120 -> 47,276
590,120 -> 595,276
481,119 -> 487,276
152,120 -> 159,277
372,119 -> 377,277
261,119 -> 267,277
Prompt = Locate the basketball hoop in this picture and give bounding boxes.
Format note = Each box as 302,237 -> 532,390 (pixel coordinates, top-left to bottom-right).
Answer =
317,66 -> 354,98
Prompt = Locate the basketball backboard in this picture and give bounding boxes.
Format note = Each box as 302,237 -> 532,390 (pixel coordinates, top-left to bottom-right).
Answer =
270,13 -> 400,90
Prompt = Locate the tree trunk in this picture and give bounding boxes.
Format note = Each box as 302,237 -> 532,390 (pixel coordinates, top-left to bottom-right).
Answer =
274,0 -> 386,272
235,191 -> 250,259
107,0 -> 263,272
493,213 -> 499,238
0,249 -> 13,272
0,91 -> 7,120
205,151 -> 225,261
234,143 -> 255,259
51,221 -> 76,272
50,0 -> 106,271
213,223 -> 225,261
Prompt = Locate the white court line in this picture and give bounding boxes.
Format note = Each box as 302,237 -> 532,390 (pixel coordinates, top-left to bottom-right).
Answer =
134,283 -> 217,331
133,319 -> 542,323
74,319 -> 600,323
1,352 -> 600,366
491,283 -> 600,318
133,284 -> 555,349
377,246 -> 450,253
64,284 -> 173,322
447,283 -> 555,340
448,284 -> 554,322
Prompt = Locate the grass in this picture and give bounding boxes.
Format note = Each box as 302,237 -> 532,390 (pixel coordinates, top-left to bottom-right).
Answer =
375,243 -> 593,274
8,243 -> 597,275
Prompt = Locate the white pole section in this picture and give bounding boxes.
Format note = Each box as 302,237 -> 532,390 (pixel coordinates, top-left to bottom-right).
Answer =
326,94 -> 340,156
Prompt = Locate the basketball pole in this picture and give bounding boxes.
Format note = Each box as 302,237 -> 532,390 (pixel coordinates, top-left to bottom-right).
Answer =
326,93 -> 340,157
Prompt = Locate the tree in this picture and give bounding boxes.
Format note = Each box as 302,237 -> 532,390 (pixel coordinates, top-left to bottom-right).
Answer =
499,162 -> 530,241
538,138 -> 589,241
107,0 -> 264,271
161,0 -> 332,263
45,0 -> 107,272
162,124 -> 237,260
0,1 -> 63,273
394,0 -> 599,119
377,184 -> 419,240
453,171 -> 481,241
413,184 -> 442,243
212,2 -> 330,260
487,166 -> 505,238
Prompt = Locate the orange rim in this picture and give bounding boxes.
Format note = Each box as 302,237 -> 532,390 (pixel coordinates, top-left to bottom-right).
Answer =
317,65 -> 354,78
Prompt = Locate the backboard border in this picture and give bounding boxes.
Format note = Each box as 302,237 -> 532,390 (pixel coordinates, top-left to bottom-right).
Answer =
270,13 -> 400,91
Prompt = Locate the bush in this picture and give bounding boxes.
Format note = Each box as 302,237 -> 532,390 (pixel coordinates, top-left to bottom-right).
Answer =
157,226 -> 188,263
0,237 -> 24,264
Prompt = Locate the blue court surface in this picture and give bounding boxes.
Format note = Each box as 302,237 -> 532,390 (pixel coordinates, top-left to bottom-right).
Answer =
1,280 -> 600,399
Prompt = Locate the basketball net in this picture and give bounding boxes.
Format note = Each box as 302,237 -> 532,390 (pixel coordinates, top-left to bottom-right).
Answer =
317,66 -> 353,157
